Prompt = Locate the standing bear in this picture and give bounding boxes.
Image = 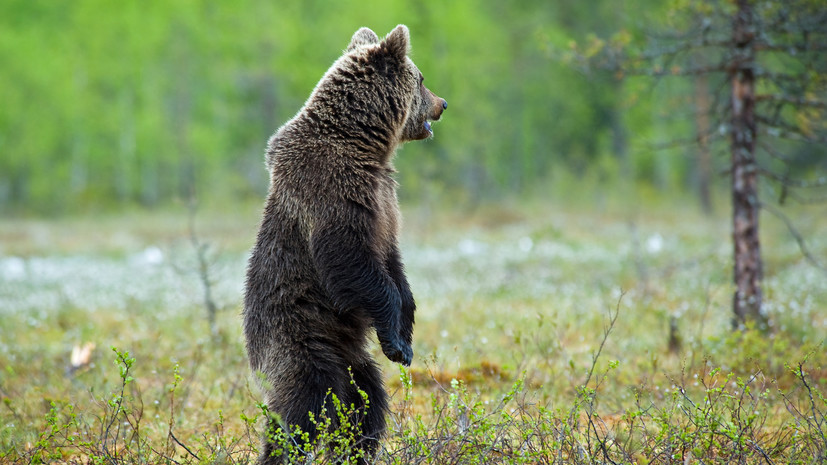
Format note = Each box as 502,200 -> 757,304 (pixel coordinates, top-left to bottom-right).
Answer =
243,25 -> 446,464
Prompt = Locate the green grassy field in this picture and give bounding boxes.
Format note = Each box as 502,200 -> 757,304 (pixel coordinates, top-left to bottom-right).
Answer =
1,197 -> 825,463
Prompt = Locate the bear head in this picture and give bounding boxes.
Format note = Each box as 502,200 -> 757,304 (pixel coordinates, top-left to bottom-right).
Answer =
304,25 -> 447,154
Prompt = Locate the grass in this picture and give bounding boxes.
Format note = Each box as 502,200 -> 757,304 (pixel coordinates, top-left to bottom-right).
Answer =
1,195 -> 826,463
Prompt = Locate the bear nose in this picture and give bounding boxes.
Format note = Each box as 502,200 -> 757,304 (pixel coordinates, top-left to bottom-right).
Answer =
442,99 -> 448,110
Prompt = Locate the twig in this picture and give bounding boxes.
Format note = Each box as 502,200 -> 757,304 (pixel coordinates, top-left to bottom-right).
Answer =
170,430 -> 201,461
186,194 -> 219,337
755,94 -> 827,109
797,359 -> 827,449
690,281 -> 715,371
760,201 -> 827,274
759,166 -> 827,189
583,290 -> 624,388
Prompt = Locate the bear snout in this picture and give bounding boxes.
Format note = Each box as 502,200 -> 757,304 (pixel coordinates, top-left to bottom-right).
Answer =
431,97 -> 446,121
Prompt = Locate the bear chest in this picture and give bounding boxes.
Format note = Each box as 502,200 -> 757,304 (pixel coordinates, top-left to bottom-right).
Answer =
372,174 -> 400,257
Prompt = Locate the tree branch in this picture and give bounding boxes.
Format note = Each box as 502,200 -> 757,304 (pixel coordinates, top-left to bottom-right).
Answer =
760,201 -> 827,274
583,291 -> 624,389
756,115 -> 827,144
626,62 -> 729,78
755,94 -> 827,109
186,194 -> 219,338
169,430 -> 200,461
758,166 -> 827,189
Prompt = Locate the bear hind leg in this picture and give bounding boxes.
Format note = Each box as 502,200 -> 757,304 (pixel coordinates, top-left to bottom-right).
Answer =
258,368 -> 341,464
256,353 -> 388,465
339,360 -> 388,464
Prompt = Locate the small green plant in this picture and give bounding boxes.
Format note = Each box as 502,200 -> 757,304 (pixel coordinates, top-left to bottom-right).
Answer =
27,402 -> 77,464
256,372 -> 380,464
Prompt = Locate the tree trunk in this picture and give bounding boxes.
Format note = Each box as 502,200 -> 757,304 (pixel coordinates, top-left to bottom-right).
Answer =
730,0 -> 765,329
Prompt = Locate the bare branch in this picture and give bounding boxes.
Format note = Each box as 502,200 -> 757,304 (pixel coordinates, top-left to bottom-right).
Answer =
759,166 -> 827,189
169,430 -> 200,461
760,201 -> 827,274
764,129 -> 827,144
758,140 -> 793,163
783,191 -> 827,205
625,62 -> 729,78
753,42 -> 827,53
647,129 -> 726,153
756,115 -> 827,144
755,94 -> 827,109
583,291 -> 624,389
639,36 -> 731,61
186,194 -> 220,338
754,69 -> 817,87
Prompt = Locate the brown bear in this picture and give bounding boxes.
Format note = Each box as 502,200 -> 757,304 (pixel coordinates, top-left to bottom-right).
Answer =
243,25 -> 446,464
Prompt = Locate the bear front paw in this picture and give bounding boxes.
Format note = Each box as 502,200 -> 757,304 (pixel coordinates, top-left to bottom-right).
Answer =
381,339 -> 413,366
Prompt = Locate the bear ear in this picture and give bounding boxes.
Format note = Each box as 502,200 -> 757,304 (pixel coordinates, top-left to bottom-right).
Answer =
347,27 -> 379,51
381,24 -> 410,61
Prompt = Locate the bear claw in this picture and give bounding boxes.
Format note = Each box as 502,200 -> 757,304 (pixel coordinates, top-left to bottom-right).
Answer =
381,340 -> 413,366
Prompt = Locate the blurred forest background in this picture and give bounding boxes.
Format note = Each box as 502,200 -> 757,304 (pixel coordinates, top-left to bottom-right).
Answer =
3,2 -> 827,462
0,0 -> 768,215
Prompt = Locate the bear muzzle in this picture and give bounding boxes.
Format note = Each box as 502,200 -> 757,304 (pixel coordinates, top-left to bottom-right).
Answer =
424,97 -> 446,137
432,98 -> 447,121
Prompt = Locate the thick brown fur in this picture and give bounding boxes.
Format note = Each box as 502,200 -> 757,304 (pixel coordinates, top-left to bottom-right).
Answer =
243,25 -> 446,464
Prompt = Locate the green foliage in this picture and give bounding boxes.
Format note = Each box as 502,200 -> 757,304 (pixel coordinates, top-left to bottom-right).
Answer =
4,345 -> 259,464
258,385 -> 374,464
569,0 -> 827,205
12,349 -> 826,463
0,0 -> 701,215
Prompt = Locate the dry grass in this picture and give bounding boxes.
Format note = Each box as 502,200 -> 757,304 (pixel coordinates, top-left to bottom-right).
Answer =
1,197 -> 826,463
